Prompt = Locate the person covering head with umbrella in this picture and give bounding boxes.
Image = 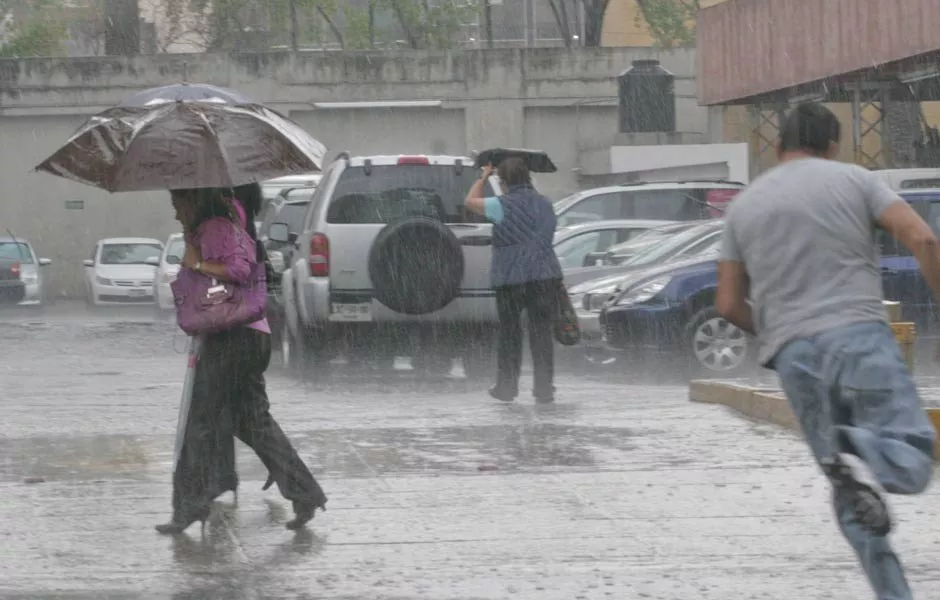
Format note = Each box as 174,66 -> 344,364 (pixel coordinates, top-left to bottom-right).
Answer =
465,155 -> 563,403
36,83 -> 329,534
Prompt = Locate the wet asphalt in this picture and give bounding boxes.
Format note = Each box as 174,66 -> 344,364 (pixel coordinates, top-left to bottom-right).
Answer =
1,304 -> 939,599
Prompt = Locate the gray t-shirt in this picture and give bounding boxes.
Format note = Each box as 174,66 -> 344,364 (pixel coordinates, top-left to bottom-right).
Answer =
721,157 -> 901,365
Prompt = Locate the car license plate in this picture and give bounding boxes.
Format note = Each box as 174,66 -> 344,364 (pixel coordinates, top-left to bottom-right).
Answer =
330,302 -> 372,322
128,289 -> 147,297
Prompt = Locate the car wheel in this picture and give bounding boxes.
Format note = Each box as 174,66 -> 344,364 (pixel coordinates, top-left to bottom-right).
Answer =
684,307 -> 755,378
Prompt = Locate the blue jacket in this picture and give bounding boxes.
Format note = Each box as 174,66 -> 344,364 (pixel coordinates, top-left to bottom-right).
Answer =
489,184 -> 563,287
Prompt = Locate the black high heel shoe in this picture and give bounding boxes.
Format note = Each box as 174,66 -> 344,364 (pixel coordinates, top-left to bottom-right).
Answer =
155,506 -> 211,535
285,500 -> 326,531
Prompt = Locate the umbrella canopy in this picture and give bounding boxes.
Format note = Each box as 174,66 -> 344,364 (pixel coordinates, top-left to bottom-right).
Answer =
118,83 -> 254,107
474,148 -> 558,173
36,84 -> 327,193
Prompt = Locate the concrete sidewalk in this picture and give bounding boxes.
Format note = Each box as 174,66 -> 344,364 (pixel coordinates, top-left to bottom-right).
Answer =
2,319 -> 940,599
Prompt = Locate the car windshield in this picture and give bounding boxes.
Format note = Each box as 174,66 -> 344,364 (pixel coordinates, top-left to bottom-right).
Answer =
0,241 -> 33,264
326,165 -> 493,224
100,243 -> 162,265
165,238 -> 185,262
622,224 -> 721,267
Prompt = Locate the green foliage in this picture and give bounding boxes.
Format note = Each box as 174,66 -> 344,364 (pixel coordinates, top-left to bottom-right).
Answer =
635,0 -> 699,48
161,0 -> 479,51
0,0 -> 69,57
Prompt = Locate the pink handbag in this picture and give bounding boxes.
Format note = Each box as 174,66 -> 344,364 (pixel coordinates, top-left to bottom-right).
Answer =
171,217 -> 266,335
172,270 -> 265,335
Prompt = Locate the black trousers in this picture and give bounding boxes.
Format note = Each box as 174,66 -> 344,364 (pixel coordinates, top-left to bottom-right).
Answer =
495,279 -> 560,399
172,328 -> 326,519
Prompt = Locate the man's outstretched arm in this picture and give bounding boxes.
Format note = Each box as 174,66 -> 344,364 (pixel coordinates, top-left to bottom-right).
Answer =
716,260 -> 755,335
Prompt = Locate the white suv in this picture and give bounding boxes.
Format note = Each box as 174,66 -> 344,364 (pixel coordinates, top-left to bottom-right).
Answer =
274,154 -> 500,375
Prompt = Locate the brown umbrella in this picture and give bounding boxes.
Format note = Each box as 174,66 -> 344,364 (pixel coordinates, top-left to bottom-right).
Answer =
36,84 -> 326,192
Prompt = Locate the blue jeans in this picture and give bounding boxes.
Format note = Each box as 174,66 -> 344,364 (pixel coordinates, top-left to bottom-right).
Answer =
773,321 -> 936,600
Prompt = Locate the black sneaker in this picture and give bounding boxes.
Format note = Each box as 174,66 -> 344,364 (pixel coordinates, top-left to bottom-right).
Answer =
821,453 -> 893,536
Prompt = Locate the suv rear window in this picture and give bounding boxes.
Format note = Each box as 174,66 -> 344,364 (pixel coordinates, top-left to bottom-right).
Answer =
326,165 -> 489,224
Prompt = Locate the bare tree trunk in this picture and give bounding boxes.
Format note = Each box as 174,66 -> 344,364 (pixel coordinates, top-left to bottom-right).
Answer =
368,0 -> 376,47
390,0 -> 420,49
482,0 -> 493,47
583,0 -> 609,46
316,5 -> 345,48
288,0 -> 299,51
547,0 -> 573,48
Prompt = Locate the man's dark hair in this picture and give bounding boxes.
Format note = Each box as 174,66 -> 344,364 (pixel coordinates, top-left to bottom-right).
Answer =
779,102 -> 841,156
496,157 -> 532,188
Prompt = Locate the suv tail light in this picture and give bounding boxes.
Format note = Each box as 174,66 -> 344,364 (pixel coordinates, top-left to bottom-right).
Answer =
397,156 -> 430,165
309,233 -> 330,276
10,261 -> 20,278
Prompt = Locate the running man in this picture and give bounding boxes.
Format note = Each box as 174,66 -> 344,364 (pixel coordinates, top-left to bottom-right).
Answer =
716,102 -> 937,599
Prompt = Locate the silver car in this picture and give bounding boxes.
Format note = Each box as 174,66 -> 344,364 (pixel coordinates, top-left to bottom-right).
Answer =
275,153 -> 500,375
0,237 -> 52,306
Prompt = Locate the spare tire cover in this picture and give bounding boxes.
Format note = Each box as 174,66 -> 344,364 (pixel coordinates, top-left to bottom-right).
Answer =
368,217 -> 466,315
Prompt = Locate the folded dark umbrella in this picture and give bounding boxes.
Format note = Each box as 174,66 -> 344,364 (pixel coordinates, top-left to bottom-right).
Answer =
36,84 -> 326,193
474,148 -> 558,173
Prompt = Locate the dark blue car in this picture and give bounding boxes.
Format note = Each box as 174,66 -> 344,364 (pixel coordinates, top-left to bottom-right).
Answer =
599,190 -> 940,377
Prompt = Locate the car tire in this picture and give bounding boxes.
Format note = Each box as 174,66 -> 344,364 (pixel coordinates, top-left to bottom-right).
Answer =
368,217 -> 465,315
684,306 -> 756,378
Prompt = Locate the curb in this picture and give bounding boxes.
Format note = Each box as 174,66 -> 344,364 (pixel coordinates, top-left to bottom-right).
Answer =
689,380 -> 940,460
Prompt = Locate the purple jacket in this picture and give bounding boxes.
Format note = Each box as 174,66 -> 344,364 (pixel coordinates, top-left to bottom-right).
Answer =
174,216 -> 269,333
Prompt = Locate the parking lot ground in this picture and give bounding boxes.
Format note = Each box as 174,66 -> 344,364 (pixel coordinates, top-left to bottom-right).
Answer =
1,308 -> 939,599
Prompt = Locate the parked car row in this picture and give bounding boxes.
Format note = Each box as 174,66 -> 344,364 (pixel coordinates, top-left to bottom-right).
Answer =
560,188 -> 940,378
0,236 -> 52,306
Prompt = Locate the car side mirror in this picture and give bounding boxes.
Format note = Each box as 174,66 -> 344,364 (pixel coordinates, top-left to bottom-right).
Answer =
83,259 -> 94,267
268,222 -> 290,244
165,255 -> 180,265
144,256 -> 160,266
38,258 -> 52,266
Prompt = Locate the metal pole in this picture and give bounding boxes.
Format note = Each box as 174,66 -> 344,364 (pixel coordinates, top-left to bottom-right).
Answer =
852,82 -> 863,165
579,1 -> 586,46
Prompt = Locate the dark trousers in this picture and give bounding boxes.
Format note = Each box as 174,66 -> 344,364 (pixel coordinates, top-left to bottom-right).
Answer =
495,278 -> 560,399
173,328 -> 326,519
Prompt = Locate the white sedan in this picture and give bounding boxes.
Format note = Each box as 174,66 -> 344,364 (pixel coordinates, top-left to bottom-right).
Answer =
83,237 -> 163,306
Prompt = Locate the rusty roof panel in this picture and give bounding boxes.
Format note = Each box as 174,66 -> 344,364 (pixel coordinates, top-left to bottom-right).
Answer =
698,0 -> 940,105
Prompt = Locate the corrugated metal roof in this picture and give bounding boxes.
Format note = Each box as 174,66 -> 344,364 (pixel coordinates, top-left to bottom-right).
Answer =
698,0 -> 940,105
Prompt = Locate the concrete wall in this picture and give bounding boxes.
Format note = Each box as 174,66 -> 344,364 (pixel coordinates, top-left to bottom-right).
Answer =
0,47 -> 709,299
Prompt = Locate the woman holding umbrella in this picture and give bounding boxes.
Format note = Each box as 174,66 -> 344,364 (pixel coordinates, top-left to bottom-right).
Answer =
160,186 -> 327,534
36,83 -> 330,534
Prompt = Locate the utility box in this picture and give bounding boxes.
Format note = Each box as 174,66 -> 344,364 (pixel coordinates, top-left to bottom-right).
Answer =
618,59 -> 676,134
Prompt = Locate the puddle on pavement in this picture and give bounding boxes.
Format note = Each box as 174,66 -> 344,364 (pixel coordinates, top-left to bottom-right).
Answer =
0,424 -> 645,484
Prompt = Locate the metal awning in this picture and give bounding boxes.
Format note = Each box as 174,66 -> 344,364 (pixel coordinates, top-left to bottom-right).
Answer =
698,0 -> 940,106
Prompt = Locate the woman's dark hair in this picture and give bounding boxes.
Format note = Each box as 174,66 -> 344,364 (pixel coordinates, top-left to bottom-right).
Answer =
229,182 -> 264,244
189,188 -> 237,231
496,157 -> 532,188
224,183 -> 271,283
779,102 -> 841,156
